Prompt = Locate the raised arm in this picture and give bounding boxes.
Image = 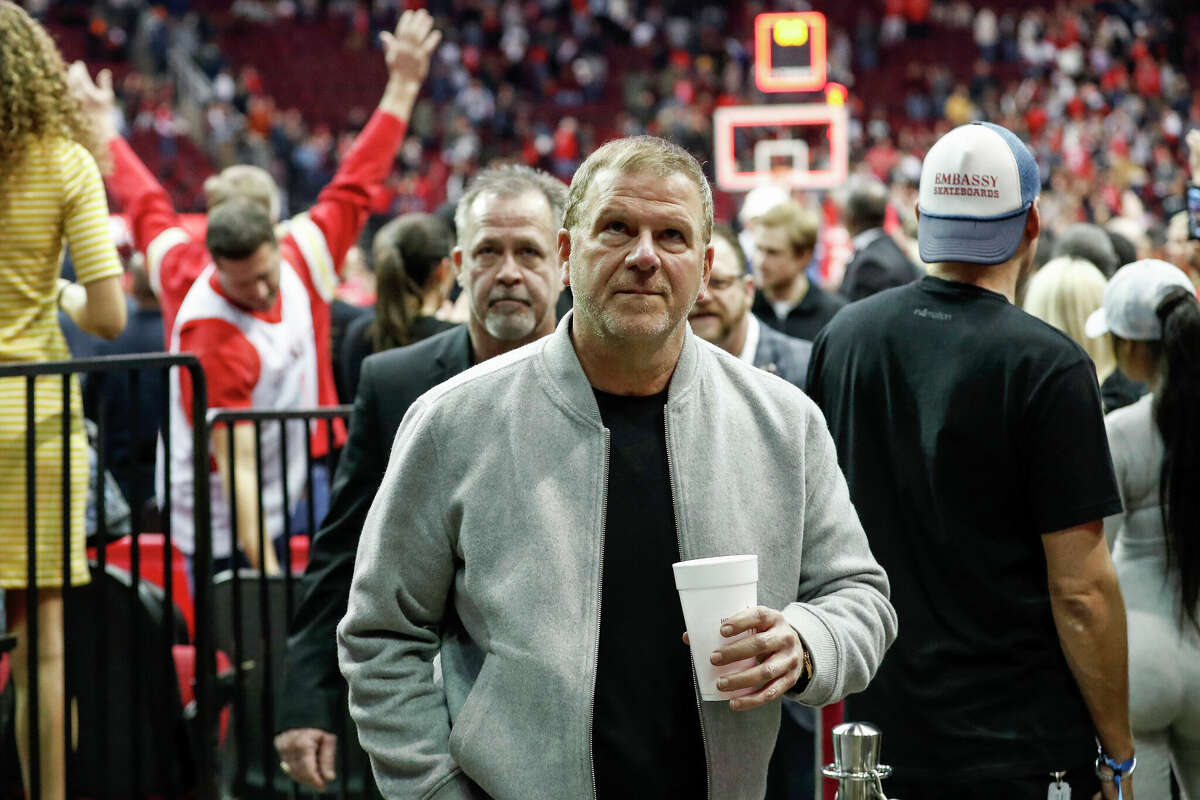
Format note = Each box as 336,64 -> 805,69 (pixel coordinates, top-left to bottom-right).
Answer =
67,62 -> 206,300
285,10 -> 441,298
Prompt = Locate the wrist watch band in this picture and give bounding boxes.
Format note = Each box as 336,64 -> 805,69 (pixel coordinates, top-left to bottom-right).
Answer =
1095,742 -> 1136,800
796,646 -> 813,691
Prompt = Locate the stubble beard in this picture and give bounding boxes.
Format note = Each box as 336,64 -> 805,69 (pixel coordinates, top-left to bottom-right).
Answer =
576,290 -> 680,342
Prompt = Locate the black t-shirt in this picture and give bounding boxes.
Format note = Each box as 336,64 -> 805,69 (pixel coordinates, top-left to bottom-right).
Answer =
752,281 -> 846,341
806,276 -> 1123,781
591,389 -> 707,799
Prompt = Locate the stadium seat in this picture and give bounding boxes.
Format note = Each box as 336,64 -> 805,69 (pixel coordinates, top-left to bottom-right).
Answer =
172,644 -> 234,749
67,562 -> 193,796
89,533 -> 195,640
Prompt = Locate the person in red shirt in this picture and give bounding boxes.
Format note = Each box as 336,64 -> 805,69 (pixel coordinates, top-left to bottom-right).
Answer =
68,10 -> 440,575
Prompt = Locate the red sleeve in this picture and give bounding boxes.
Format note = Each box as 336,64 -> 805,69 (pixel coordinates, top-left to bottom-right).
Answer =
309,110 -> 407,266
283,110 -> 408,298
107,137 -> 209,314
177,318 -> 261,427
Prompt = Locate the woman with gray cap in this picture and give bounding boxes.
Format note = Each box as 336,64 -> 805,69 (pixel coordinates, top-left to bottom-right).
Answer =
1087,259 -> 1200,799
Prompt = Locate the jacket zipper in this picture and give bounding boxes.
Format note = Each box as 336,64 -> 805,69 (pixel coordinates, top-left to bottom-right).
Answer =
588,428 -> 611,800
665,412 -> 713,800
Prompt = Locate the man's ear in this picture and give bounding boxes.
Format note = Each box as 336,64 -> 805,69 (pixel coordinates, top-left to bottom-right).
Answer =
1024,198 -> 1041,242
699,242 -> 715,294
743,274 -> 756,307
451,247 -> 465,287
557,228 -> 573,287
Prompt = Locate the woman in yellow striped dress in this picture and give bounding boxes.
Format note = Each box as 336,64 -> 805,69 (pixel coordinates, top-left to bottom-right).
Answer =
1,3 -> 127,796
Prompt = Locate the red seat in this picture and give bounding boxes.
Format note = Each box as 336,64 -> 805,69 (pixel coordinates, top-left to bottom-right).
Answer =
89,534 -> 195,639
172,644 -> 233,747
289,534 -> 310,574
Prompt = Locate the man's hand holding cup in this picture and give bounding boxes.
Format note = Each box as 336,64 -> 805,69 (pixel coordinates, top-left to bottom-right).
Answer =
684,606 -> 810,711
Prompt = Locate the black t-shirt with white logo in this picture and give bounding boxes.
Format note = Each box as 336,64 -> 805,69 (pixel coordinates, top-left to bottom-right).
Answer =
807,276 -> 1123,781
591,388 -> 707,798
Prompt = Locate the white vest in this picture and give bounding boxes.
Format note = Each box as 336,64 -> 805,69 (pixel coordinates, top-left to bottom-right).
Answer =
159,263 -> 317,558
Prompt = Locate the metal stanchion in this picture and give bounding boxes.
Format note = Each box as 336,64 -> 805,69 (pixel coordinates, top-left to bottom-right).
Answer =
821,722 -> 894,800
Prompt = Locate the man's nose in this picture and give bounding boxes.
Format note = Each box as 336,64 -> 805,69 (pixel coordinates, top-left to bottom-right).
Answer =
496,252 -> 523,284
626,230 -> 661,271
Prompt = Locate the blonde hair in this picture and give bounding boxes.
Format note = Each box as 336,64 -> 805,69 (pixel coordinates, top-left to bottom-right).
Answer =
758,200 -> 818,256
203,165 -> 281,222
0,1 -> 106,188
1023,256 -> 1115,380
563,136 -> 713,243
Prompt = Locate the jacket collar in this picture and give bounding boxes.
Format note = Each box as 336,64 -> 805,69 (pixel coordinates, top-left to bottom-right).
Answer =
540,310 -> 703,423
432,324 -> 472,375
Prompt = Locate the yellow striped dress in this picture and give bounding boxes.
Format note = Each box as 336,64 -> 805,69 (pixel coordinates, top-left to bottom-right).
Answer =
0,137 -> 123,588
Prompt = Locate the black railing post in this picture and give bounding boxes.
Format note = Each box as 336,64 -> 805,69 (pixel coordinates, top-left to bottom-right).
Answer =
59,374 -> 73,800
24,377 -> 41,800
224,419 -> 249,795
188,360 -> 217,800
253,419 -> 277,793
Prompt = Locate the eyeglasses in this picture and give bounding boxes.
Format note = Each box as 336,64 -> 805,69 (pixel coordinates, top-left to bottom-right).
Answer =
706,276 -> 743,292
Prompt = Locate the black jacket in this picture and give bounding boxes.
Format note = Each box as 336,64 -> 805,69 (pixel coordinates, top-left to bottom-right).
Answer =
277,325 -> 472,734
751,282 -> 845,342
839,231 -> 922,302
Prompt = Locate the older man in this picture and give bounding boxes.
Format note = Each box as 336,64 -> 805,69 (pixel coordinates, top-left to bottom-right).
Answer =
275,164 -> 566,792
339,136 -> 895,800
689,225 -> 812,389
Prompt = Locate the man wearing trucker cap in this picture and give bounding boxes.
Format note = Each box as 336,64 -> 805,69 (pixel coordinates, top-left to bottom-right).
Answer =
808,122 -> 1136,799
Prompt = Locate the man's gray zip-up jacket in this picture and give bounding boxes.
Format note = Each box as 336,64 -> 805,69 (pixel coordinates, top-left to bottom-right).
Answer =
338,313 -> 897,800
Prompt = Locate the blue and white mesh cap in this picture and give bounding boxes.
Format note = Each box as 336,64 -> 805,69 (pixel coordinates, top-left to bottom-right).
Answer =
1085,259 -> 1194,341
918,122 -> 1040,265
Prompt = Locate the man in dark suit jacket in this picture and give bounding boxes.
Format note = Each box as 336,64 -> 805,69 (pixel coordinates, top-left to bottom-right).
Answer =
275,164 -> 567,793
839,178 -> 922,302
691,226 -> 813,390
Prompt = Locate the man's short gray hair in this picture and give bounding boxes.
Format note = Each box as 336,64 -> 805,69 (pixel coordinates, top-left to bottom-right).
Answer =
562,136 -> 713,244
454,163 -> 568,242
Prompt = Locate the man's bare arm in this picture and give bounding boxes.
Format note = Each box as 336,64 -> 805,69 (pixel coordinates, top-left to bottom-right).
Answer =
214,422 -> 281,575
1043,520 -> 1133,765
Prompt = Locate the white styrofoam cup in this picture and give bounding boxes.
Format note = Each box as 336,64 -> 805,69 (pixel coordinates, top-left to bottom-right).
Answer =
672,554 -> 758,701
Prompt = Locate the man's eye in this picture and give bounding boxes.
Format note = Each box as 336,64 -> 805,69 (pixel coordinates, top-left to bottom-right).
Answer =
606,221 -> 629,234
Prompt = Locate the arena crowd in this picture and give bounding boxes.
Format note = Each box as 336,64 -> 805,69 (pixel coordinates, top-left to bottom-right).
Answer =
1,1 -> 1199,799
